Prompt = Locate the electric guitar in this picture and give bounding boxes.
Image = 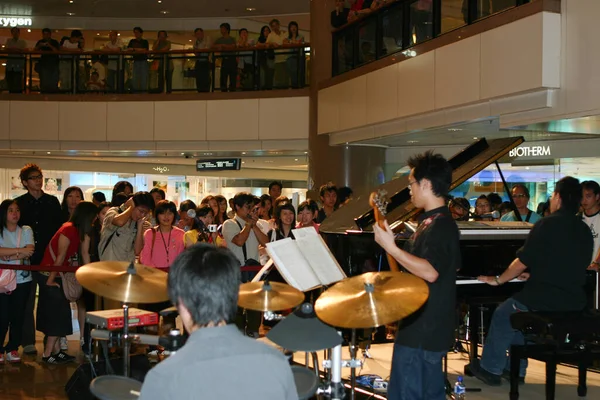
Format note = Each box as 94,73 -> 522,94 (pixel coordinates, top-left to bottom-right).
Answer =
369,189 -> 400,273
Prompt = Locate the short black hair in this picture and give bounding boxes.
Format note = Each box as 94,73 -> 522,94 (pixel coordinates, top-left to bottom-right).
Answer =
111,192 -> 130,207
11,27 -> 19,34
0,200 -> 18,237
19,163 -> 42,188
157,30 -> 168,38
150,187 -> 166,200
269,18 -> 280,26
42,28 -> 51,34
154,200 -> 178,224
499,201 -> 513,215
233,192 -> 255,210
97,201 -> 110,213
407,151 -> 452,198
220,23 -> 231,33
168,244 -> 240,327
274,202 -> 296,230
133,26 -> 143,34
554,176 -> 582,214
238,28 -> 248,35
191,205 -> 214,231
487,192 -> 503,210
476,194 -> 489,206
450,197 -> 470,214
511,184 -> 530,199
582,180 -> 600,196
337,186 -> 353,204
70,30 -> 83,38
268,181 -> 282,191
319,183 -> 338,198
179,199 -> 196,213
298,199 -> 319,214
194,28 -> 203,34
132,191 -> 155,210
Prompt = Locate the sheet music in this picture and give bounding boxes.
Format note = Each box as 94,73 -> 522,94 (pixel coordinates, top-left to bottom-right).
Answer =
295,234 -> 346,286
265,238 -> 321,291
291,226 -> 319,239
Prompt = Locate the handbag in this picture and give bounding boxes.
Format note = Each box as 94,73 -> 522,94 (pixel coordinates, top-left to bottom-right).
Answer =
0,226 -> 23,294
49,240 -> 82,302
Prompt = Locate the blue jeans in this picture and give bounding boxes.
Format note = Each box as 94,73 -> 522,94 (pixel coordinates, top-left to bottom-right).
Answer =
480,297 -> 528,377
388,344 -> 446,400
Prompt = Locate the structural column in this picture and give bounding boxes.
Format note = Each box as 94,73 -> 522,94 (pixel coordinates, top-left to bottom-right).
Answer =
308,0 -> 386,196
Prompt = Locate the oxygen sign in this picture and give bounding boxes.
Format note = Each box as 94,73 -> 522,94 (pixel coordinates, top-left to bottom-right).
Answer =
509,145 -> 551,157
0,17 -> 32,27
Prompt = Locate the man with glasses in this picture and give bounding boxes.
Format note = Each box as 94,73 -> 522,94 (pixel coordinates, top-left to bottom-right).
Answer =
373,151 -> 461,399
16,164 -> 63,355
500,184 -> 541,224
99,191 -> 154,263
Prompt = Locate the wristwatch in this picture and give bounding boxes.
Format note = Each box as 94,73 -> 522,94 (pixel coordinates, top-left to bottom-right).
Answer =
494,275 -> 502,285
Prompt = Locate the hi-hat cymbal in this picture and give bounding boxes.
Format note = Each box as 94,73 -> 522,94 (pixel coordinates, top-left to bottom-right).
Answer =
76,261 -> 169,304
238,281 -> 304,312
315,271 -> 429,329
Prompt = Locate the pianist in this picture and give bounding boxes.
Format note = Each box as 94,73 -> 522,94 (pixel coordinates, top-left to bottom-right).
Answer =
470,176 -> 593,386
374,151 -> 461,400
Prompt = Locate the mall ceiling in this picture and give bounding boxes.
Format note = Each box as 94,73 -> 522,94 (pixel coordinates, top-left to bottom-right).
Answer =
0,0 -> 310,19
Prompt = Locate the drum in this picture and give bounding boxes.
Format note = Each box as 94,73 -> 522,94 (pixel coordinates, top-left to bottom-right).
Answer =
292,365 -> 319,400
89,375 -> 142,400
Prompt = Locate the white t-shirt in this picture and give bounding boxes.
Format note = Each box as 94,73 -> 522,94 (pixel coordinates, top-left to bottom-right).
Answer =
582,211 -> 600,263
222,215 -> 260,265
266,30 -> 287,63
104,39 -> 124,70
0,226 -> 34,284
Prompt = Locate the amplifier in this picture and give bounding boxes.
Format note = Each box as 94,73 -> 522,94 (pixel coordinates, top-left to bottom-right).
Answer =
86,308 -> 159,330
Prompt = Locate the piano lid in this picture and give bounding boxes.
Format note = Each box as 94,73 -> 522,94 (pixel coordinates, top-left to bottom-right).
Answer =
319,137 -> 524,234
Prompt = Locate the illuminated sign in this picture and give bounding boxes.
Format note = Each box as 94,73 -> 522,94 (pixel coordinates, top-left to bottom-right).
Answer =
509,145 -> 551,157
152,166 -> 170,174
0,17 -> 32,27
196,158 -> 241,171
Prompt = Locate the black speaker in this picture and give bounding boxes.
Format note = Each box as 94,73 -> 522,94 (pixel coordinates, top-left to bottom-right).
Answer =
65,355 -> 151,399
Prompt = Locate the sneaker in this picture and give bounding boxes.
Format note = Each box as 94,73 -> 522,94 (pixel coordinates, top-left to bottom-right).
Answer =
23,345 -> 37,355
246,331 -> 260,339
60,337 -> 68,351
502,369 -> 525,385
6,351 -> 21,363
55,351 -> 76,363
42,354 -> 65,365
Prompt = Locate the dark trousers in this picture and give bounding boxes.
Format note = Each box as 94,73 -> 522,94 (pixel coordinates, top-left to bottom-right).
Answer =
388,344 -> 446,400
195,60 -> 210,92
156,65 -> 173,93
6,70 -> 23,93
21,273 -> 40,348
106,69 -> 124,93
220,59 -> 237,92
0,281 -> 32,353
39,65 -> 59,93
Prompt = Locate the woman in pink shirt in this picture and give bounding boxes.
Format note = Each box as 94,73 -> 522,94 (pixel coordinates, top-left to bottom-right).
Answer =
296,199 -> 320,233
140,200 -> 185,270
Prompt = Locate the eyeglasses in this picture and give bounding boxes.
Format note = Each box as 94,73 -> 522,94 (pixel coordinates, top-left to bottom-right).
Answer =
408,180 -> 418,187
513,194 -> 528,199
27,174 -> 43,181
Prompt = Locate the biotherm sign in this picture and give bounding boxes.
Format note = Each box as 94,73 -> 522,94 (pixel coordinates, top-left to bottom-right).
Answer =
0,16 -> 32,27
509,145 -> 551,158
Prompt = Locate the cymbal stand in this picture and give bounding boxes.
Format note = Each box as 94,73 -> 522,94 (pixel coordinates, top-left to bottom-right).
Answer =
122,303 -> 131,377
320,330 -> 362,400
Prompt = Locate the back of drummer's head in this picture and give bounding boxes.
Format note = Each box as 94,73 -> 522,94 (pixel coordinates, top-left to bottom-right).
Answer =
168,244 -> 241,326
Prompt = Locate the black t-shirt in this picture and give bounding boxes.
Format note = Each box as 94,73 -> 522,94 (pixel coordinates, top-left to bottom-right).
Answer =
16,192 -> 63,265
266,228 -> 295,241
395,206 -> 461,352
331,8 -> 350,28
128,38 -> 150,61
35,39 -> 61,65
513,209 -> 593,311
316,207 -> 337,224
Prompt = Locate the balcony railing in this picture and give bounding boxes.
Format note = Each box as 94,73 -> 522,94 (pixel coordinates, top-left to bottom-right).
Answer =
0,43 -> 309,94
332,0 -> 534,76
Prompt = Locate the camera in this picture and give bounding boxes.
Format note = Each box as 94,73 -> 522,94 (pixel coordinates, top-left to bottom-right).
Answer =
208,224 -> 217,233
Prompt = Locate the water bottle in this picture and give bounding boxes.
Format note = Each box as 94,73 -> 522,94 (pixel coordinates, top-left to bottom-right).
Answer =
454,375 -> 466,399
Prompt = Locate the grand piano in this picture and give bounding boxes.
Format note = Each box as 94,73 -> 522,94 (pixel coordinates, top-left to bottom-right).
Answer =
319,137 -> 596,362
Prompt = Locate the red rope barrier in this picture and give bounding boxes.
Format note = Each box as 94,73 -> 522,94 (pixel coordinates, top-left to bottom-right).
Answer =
0,264 -> 78,273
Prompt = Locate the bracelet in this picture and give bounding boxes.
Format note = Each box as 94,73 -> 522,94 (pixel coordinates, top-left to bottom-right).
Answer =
494,275 -> 502,285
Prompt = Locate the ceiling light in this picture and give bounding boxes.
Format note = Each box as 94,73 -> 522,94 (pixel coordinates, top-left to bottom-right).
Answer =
294,158 -> 298,161
1,63 -> 6,66
188,39 -> 192,42
158,0 -> 162,3
117,33 -> 121,36
246,7 -> 256,12
47,151 -> 51,155
304,151 -> 308,154
473,137 -> 478,140
27,29 -> 31,32
160,10 -> 169,14
241,152 -> 246,155
69,0 -> 74,3
407,140 -> 419,144
448,128 -> 462,132
242,161 -> 245,164
96,33 -> 100,36
66,12 -> 75,16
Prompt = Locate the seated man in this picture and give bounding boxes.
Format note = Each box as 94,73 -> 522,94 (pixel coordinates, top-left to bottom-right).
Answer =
139,244 -> 297,399
469,176 -> 593,386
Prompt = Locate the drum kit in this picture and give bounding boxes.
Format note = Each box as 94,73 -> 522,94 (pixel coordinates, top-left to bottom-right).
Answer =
74,261 -> 430,400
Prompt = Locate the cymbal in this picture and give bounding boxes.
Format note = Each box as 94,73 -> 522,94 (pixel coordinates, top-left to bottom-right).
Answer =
315,271 -> 429,329
238,281 -> 304,312
76,261 -> 169,304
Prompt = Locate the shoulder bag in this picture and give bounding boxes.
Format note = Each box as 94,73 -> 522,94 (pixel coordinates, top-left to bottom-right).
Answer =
0,227 -> 22,294
49,238 -> 83,302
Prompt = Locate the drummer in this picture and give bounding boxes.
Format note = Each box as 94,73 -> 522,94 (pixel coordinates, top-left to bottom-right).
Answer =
374,151 -> 461,400
139,244 -> 297,399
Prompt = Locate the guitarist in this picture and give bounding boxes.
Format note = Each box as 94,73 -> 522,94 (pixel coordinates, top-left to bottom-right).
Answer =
374,151 -> 461,400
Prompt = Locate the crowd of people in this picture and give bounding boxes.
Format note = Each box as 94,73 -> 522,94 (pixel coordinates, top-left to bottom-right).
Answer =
3,18 -> 306,94
0,163 -> 354,364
